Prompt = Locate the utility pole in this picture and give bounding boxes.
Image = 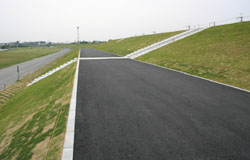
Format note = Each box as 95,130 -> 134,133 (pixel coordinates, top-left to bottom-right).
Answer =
17,65 -> 20,81
77,26 -> 80,43
237,13 -> 243,22
209,22 -> 214,27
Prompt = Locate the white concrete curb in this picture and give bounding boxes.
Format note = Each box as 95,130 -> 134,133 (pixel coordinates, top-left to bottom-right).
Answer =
26,58 -> 77,87
61,50 -> 80,160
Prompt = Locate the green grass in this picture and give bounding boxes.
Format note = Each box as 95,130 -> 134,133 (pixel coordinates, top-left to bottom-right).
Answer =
0,49 -> 78,159
0,47 -> 62,69
57,31 -> 184,56
92,31 -> 185,56
137,21 -> 250,90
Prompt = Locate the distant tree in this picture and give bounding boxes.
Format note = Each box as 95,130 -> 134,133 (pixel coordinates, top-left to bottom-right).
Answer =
1,45 -> 8,49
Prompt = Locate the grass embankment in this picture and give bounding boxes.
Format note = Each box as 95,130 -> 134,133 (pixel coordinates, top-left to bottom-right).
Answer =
0,48 -> 62,69
0,49 -> 78,159
92,31 -> 184,56
56,31 -> 184,56
137,22 -> 250,90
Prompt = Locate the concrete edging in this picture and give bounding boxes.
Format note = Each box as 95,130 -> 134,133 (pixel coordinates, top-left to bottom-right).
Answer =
61,50 -> 80,160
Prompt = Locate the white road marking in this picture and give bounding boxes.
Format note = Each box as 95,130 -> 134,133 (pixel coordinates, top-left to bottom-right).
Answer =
79,57 -> 129,60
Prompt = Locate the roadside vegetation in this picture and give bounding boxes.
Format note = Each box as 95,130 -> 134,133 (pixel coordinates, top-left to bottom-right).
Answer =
1,21 -> 249,159
0,49 -> 78,159
90,31 -> 184,56
0,47 -> 62,69
137,22 -> 250,90
58,31 -> 184,56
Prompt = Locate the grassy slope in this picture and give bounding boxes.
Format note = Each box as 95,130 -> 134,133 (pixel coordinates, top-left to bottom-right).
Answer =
0,48 -> 62,69
92,31 -> 184,56
0,49 -> 78,159
137,22 -> 250,90
58,31 -> 184,56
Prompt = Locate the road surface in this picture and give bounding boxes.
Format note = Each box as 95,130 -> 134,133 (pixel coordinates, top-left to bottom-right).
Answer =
0,48 -> 70,90
74,48 -> 250,160
0,49 -> 8,52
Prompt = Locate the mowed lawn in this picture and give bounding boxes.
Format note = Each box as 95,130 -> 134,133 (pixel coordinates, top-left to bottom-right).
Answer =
0,48 -> 62,69
137,21 -> 250,90
90,31 -> 185,56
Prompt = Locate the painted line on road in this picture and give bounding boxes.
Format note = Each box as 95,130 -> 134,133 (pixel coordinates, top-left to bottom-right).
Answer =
132,59 -> 250,94
79,57 -> 129,60
62,50 -> 80,160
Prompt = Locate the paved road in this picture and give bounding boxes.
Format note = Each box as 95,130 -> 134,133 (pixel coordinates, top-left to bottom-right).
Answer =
0,49 -> 8,52
80,48 -> 118,57
0,48 -> 70,90
74,48 -> 250,160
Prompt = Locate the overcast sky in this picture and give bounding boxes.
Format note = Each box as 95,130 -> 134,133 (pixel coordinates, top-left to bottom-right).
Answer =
0,0 -> 250,43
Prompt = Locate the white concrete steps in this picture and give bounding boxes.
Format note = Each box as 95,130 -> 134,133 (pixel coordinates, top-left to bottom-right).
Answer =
125,28 -> 207,59
27,58 -> 77,87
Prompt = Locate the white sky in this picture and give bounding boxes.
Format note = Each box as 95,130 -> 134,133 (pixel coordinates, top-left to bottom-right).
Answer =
0,0 -> 250,43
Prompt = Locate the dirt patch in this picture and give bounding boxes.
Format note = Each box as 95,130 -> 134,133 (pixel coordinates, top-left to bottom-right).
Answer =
0,111 -> 36,153
31,137 -> 50,160
42,123 -> 55,135
54,90 -> 71,106
46,133 -> 66,160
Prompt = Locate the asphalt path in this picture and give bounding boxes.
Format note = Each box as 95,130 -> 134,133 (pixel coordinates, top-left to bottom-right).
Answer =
74,48 -> 250,160
0,49 -> 8,52
80,48 -> 118,57
0,48 -> 70,90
